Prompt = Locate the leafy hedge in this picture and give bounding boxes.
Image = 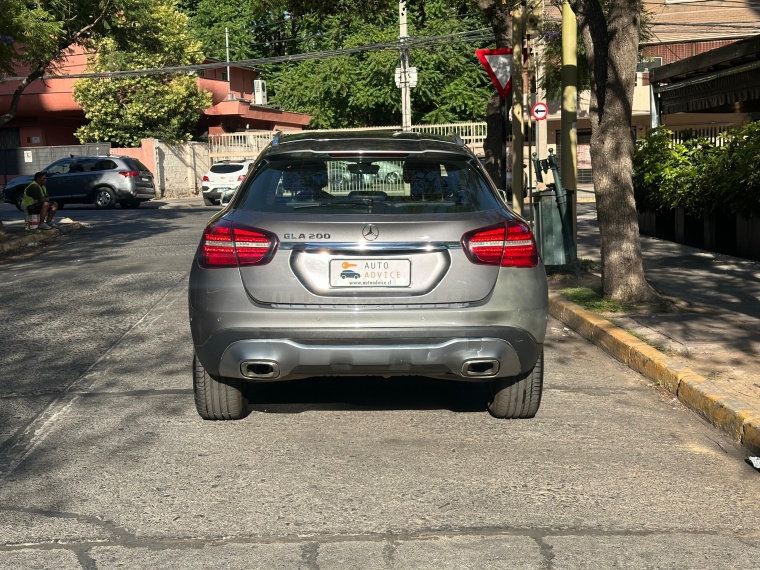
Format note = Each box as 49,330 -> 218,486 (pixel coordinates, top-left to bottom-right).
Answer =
633,123 -> 760,216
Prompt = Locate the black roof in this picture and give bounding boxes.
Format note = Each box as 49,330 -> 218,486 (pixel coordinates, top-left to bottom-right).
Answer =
266,129 -> 470,156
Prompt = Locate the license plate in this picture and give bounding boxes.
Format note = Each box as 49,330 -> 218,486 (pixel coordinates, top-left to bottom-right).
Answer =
330,259 -> 411,287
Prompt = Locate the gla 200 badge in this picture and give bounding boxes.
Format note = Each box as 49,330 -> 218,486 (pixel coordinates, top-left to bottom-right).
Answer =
283,233 -> 331,239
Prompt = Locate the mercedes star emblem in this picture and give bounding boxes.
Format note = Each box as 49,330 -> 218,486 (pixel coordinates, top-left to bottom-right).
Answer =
362,224 -> 379,241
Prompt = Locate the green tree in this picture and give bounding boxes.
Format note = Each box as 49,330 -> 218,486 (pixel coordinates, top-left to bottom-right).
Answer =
186,0 -> 493,128
73,2 -> 212,146
539,2 -> 651,100
0,0 -> 153,128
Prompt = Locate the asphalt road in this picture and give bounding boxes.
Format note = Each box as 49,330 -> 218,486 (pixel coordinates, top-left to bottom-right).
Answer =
0,204 -> 758,569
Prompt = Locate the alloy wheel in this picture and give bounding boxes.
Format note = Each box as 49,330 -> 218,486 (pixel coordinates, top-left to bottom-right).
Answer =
96,190 -> 112,207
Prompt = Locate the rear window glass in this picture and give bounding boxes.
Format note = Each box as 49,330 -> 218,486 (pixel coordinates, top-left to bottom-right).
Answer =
210,164 -> 245,174
235,157 -> 500,214
125,158 -> 150,172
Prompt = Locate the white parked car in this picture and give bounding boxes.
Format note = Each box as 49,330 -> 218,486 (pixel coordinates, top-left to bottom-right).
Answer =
201,160 -> 255,206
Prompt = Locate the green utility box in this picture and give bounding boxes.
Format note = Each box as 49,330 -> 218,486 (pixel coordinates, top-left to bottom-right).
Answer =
530,189 -> 575,266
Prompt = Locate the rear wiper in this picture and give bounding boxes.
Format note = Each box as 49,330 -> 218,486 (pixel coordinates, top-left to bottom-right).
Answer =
292,198 -> 374,209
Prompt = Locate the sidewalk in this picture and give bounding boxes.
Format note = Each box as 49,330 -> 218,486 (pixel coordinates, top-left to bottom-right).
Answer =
570,201 -> 760,416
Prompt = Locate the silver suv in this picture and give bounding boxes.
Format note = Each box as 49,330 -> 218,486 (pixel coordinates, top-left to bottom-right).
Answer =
3,155 -> 155,209
189,131 -> 548,420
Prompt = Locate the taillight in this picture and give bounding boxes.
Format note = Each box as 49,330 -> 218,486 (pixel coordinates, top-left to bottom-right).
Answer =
233,225 -> 277,266
202,175 -> 209,182
199,220 -> 278,268
237,174 -> 245,181
119,170 -> 140,178
461,221 -> 538,268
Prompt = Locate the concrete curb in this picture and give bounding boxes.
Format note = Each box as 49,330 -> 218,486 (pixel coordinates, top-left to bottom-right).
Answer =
158,202 -> 211,210
549,293 -> 760,454
0,223 -> 84,255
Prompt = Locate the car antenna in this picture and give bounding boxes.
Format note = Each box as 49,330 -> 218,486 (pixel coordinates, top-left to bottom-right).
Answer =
451,133 -> 464,147
271,130 -> 283,147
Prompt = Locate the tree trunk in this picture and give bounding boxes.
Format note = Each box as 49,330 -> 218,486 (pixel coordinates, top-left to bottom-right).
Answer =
0,66 -> 46,235
478,1 -> 512,189
0,67 -> 46,127
571,0 -> 654,302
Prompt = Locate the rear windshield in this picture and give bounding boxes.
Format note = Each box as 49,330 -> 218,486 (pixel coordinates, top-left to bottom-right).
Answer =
125,158 -> 150,172
234,157 -> 501,214
211,164 -> 245,174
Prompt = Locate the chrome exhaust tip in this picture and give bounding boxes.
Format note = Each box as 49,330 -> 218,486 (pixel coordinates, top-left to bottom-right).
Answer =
461,359 -> 500,377
241,360 -> 280,379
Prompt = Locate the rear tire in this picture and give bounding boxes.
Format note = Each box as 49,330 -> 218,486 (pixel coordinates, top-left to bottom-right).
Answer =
193,354 -> 247,420
487,349 -> 543,419
203,198 -> 214,206
14,192 -> 23,211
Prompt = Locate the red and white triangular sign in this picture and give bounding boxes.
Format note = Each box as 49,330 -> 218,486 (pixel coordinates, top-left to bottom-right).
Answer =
476,48 -> 513,99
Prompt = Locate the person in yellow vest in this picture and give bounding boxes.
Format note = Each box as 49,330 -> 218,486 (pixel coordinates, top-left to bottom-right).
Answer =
21,172 -> 58,230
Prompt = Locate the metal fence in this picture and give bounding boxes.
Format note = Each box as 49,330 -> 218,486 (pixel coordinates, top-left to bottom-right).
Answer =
325,160 -> 407,195
669,126 -> 735,145
208,131 -> 275,161
207,122 -> 488,162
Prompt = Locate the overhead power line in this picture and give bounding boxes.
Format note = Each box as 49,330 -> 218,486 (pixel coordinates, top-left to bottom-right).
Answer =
0,28 -> 496,82
2,21 -> 757,83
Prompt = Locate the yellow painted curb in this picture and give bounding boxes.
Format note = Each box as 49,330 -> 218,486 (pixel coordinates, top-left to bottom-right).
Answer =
0,223 -> 83,255
549,293 -> 760,453
743,417 -> 760,454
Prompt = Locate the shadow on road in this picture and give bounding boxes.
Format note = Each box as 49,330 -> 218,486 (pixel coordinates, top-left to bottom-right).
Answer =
245,376 -> 490,414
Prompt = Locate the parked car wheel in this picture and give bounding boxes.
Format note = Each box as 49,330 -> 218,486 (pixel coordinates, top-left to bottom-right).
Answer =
385,171 -> 401,184
487,350 -> 544,419
203,198 -> 215,207
121,201 -> 140,209
93,187 -> 116,209
14,192 -> 23,211
193,354 -> 247,420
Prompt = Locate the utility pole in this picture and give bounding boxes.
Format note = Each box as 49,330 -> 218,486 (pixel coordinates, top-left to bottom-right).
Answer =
225,27 -> 232,100
511,3 -> 525,213
398,1 -> 412,131
561,0 -> 577,239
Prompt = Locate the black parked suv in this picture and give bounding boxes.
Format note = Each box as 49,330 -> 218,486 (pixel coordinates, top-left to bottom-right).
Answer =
3,156 -> 155,210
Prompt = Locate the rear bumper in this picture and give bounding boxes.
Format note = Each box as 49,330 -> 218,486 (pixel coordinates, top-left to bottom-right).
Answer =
195,326 -> 541,381
116,184 -> 155,200
203,186 -> 237,200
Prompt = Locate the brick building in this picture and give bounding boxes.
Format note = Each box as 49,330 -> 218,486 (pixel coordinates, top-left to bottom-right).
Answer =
640,0 -> 760,129
0,45 -> 310,149
540,2 -> 760,183
642,0 -> 760,66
